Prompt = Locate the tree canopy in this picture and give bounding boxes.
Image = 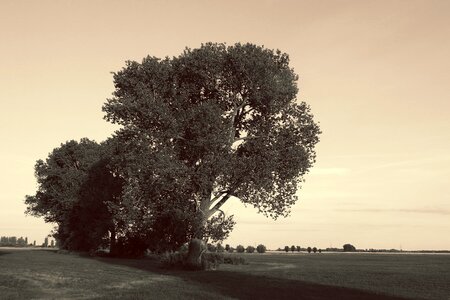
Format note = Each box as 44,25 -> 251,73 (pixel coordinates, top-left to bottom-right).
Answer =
103,42 -> 320,244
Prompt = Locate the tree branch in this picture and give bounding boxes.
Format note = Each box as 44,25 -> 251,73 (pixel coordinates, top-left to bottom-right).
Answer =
207,192 -> 233,218
174,135 -> 186,141
228,97 -> 247,143
241,107 -> 255,116
209,190 -> 229,204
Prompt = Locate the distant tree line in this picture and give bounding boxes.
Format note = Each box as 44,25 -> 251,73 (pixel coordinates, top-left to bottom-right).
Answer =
280,245 -> 322,253
0,236 -> 57,248
0,236 -> 28,247
41,237 -> 56,248
276,244 -> 360,253
274,244 -> 450,253
205,243 -> 267,254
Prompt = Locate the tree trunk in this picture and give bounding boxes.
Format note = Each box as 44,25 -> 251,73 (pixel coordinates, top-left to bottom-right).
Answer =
186,238 -> 206,269
185,189 -> 213,269
109,228 -> 116,256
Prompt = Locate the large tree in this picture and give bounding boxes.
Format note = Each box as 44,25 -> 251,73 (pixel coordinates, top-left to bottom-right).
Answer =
103,43 -> 320,266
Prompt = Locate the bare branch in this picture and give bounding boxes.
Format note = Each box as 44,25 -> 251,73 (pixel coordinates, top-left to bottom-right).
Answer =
236,98 -> 247,111
207,192 -> 233,218
209,190 -> 229,204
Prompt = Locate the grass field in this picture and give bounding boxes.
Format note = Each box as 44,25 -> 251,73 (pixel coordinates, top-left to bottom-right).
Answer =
0,248 -> 449,299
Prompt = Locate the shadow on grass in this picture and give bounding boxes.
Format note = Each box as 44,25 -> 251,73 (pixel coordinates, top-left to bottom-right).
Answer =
93,256 -> 408,300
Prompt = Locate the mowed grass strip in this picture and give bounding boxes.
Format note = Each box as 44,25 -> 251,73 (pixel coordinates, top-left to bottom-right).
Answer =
0,249 -> 449,299
0,249 -> 224,299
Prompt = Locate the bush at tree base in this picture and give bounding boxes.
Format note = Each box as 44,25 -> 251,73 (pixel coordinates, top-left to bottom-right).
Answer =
111,235 -> 149,258
179,243 -> 189,253
223,255 -> 247,265
216,243 -> 225,252
160,252 -> 246,270
207,243 -> 217,252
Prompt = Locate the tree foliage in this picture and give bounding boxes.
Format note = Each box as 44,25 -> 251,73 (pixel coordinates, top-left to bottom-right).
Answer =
103,42 -> 320,245
25,139 -> 101,223
25,139 -> 124,252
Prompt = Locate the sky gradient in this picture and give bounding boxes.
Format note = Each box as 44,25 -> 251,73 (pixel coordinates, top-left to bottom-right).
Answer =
1,0 -> 449,250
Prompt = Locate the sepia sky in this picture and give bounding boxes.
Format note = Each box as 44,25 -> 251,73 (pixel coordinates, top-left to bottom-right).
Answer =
1,0 -> 449,250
